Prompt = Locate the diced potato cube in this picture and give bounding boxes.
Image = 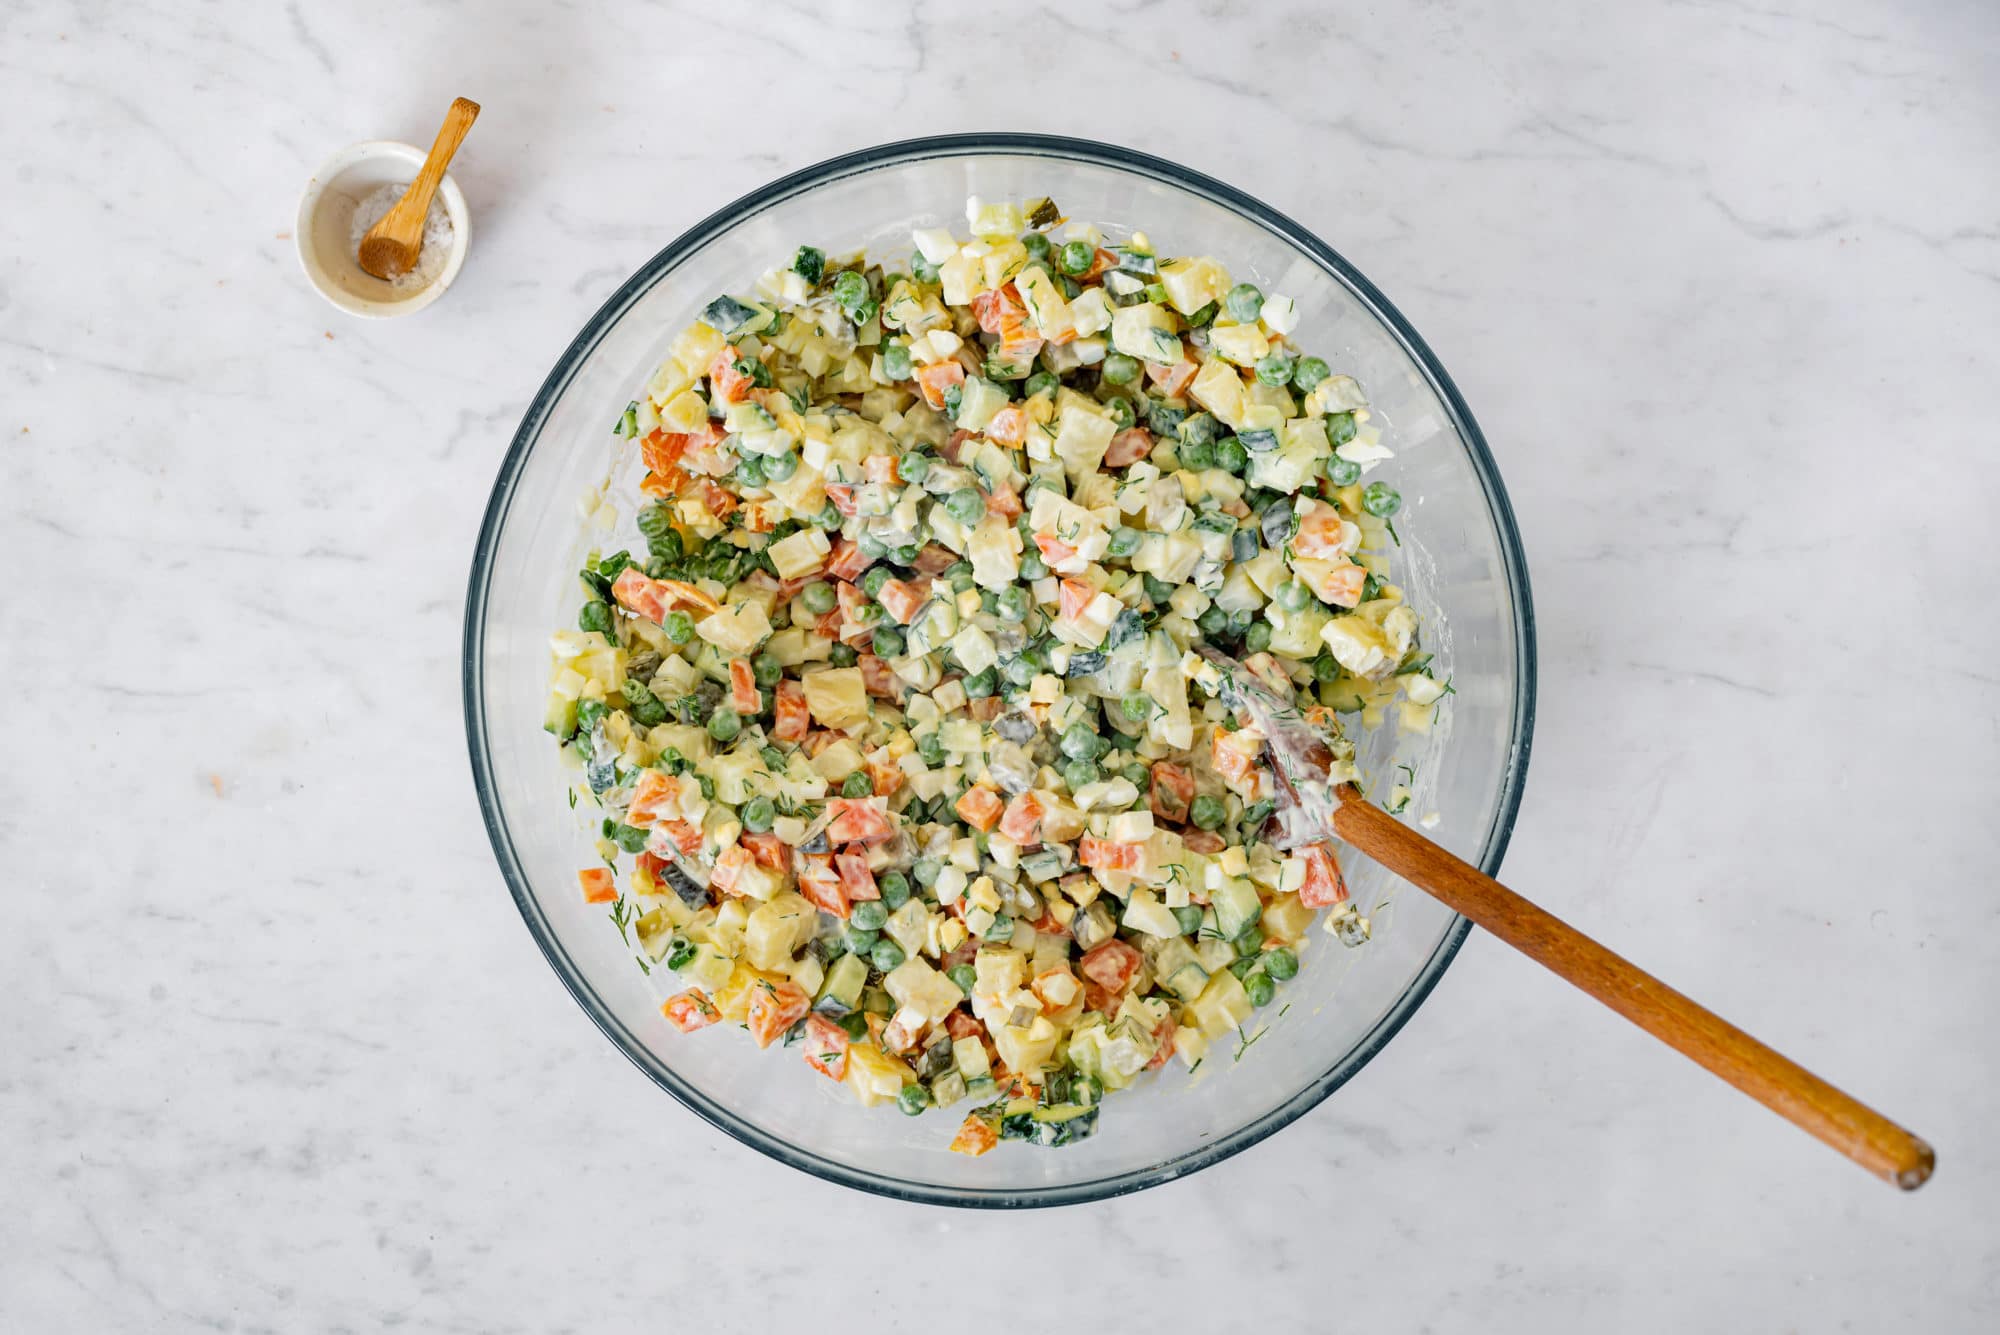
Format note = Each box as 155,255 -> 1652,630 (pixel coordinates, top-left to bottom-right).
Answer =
802,667 -> 869,728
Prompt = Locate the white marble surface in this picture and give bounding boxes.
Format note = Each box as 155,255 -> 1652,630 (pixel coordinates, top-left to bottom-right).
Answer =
6,1 -> 1998,1328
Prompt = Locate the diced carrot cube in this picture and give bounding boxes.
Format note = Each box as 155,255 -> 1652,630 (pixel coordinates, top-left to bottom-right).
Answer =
878,579 -> 928,625
1034,534 -> 1077,566
740,832 -> 788,871
1104,427 -> 1153,468
625,768 -> 680,829
825,798 -> 895,846
728,657 -> 760,715
955,785 -> 1005,832
1298,843 -> 1349,909
802,1014 -> 850,1081
915,361 -> 965,410
745,979 -> 811,1049
825,537 -> 873,582
773,680 -> 810,742
662,988 -> 719,1032
949,1115 -> 1000,1157
707,347 -> 755,403
835,851 -> 880,902
985,405 -> 1029,447
797,855 -> 850,918
858,652 -> 898,699
824,483 -> 859,517
578,867 -> 617,904
863,454 -> 900,485
657,820 -> 705,859
1079,939 -> 1142,993
1058,578 -> 1095,623
1149,763 -> 1194,824
997,790 -> 1045,845
1079,837 -> 1143,872
709,844 -> 755,897
984,485 -> 1022,519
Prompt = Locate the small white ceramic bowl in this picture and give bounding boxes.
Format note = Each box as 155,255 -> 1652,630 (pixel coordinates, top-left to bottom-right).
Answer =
296,140 -> 470,318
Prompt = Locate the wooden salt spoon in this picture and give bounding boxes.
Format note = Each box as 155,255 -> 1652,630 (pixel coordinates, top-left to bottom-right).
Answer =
357,97 -> 480,280
1195,647 -> 1934,1190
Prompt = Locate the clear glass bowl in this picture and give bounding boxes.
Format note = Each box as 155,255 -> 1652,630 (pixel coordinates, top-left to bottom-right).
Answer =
463,134 -> 1536,1207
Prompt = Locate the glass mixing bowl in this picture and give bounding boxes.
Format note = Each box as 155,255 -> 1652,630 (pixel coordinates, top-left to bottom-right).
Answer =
464,134 -> 1536,1207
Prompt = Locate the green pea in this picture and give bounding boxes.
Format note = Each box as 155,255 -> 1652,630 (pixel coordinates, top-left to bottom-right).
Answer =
1244,622 -> 1272,653
813,500 -> 844,530
844,925 -> 880,955
1142,575 -> 1175,606
1245,970 -> 1277,1007
576,698 -> 610,733
879,871 -> 911,909
871,627 -> 903,658
752,654 -> 783,688
1121,762 -> 1151,788
1255,353 -> 1296,387
1363,482 -> 1403,517
896,1083 -> 930,1116
1020,232 -> 1052,260
1292,357 -> 1330,392
735,453 -> 766,487
913,858 -> 942,886
1023,370 -> 1059,399
1058,240 -> 1094,275
1018,549 -> 1047,581
1100,353 -> 1140,386
1003,656 -> 1037,688
1172,905 -> 1205,936
910,249 -> 940,283
1197,607 -> 1229,637
898,452 -> 930,483
1275,579 -> 1312,612
1107,526 -> 1142,558
578,600 -> 614,637
708,709 -> 741,742
850,899 -> 889,931
1223,283 -> 1264,323
918,732 -> 945,766
882,342 -> 913,380
828,642 -> 858,668
762,450 -> 798,482
1313,653 -> 1342,684
842,771 -> 873,799
982,913 -> 1015,943
949,963 -> 977,994
1325,411 -> 1358,447
857,534 -> 887,559
861,567 -> 891,599
740,796 -> 776,833
996,585 -> 1031,622
1263,946 -> 1299,981
831,270 -> 868,309
1103,396 -> 1136,430
1190,794 -> 1226,830
870,938 -> 907,972
1048,725 -> 1093,762
962,667 -> 998,698
1214,439 -> 1249,474
1325,455 -> 1361,487
1063,758 -> 1099,792
663,611 -> 695,644
946,487 -> 986,526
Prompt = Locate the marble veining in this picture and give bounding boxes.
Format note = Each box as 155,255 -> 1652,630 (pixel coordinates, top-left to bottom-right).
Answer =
4,1 -> 1997,1330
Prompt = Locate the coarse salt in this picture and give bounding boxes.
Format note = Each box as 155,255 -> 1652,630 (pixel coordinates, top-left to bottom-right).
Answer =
350,182 -> 453,292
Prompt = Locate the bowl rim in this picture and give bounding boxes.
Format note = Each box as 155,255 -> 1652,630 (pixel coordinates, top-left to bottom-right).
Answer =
295,139 -> 470,319
463,132 -> 1537,1208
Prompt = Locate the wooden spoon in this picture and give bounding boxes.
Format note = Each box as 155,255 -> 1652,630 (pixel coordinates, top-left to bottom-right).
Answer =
357,97 -> 480,280
1197,648 -> 1934,1190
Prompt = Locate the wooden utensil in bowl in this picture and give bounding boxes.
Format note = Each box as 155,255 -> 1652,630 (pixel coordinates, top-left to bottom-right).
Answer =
357,97 -> 480,280
1197,647 -> 1933,1190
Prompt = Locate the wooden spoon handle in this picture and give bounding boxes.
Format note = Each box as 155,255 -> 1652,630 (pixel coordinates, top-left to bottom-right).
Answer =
1328,787 -> 1934,1189
381,96 -> 480,234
